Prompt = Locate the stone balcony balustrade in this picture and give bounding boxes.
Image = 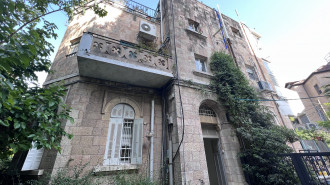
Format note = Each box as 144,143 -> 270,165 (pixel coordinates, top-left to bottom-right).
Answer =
76,32 -> 173,88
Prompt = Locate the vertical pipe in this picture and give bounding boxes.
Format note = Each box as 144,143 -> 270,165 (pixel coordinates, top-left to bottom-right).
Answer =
168,140 -> 173,185
150,99 -> 155,181
160,0 -> 164,43
168,120 -> 174,185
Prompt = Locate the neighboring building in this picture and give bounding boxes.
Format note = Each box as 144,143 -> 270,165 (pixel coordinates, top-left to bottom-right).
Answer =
285,62 -> 330,152
18,0 -> 297,184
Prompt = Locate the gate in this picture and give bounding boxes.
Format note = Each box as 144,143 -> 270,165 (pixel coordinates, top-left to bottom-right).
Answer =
280,150 -> 330,185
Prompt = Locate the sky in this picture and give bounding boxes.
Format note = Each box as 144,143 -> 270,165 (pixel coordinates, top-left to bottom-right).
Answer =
38,0 -> 330,88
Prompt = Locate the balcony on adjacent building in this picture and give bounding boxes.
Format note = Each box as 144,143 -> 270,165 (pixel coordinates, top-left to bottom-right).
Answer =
75,32 -> 173,88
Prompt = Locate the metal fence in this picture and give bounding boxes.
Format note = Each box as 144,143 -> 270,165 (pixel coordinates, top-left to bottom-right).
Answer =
280,151 -> 330,185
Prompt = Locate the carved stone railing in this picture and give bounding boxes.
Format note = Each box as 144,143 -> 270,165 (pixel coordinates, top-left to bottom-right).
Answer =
89,33 -> 172,73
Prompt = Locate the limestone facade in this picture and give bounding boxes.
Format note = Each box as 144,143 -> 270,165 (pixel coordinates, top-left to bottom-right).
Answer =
28,0 -> 296,184
286,63 -> 330,127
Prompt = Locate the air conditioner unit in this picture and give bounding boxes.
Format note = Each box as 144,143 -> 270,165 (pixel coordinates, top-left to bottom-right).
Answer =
258,81 -> 273,92
139,20 -> 156,41
296,126 -> 306,131
306,123 -> 319,130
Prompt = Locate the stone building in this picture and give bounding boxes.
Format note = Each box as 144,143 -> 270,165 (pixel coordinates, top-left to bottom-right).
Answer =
20,0 -> 295,184
285,62 -> 330,152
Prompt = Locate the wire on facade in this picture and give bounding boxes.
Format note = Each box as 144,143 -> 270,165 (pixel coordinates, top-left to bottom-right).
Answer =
170,0 -> 187,183
235,95 -> 326,102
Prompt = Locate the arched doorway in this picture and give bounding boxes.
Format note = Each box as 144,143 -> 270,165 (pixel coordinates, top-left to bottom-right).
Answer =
199,105 -> 227,185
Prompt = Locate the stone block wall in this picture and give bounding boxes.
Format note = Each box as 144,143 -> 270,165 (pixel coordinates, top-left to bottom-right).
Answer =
46,3 -> 162,83
41,78 -> 165,183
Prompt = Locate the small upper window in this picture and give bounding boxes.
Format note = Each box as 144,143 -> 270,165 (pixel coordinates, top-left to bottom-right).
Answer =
231,27 -> 242,38
199,106 -> 216,117
188,19 -> 200,33
246,65 -> 257,81
314,84 -> 322,95
195,58 -> 207,72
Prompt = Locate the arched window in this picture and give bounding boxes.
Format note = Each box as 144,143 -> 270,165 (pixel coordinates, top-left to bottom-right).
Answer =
104,104 -> 143,165
199,105 -> 217,124
199,105 -> 216,117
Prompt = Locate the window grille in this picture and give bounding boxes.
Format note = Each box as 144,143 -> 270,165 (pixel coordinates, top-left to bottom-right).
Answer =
199,106 -> 216,117
299,114 -> 310,124
120,119 -> 134,163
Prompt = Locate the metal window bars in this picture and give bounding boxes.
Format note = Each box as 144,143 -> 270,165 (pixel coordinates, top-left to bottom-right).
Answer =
120,119 -> 134,163
199,106 -> 216,117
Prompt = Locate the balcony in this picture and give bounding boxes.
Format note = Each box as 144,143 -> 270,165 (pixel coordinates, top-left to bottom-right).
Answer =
76,32 -> 173,88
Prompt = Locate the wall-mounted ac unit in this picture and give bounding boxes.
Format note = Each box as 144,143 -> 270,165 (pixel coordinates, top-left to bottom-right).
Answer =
306,123 -> 319,130
139,20 -> 156,41
296,126 -> 306,131
258,81 -> 273,92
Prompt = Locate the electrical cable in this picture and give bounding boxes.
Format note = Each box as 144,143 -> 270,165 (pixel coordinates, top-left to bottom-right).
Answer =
169,0 -> 186,183
235,95 -> 327,102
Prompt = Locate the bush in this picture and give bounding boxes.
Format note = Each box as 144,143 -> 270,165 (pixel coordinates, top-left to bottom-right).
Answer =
210,52 -> 298,185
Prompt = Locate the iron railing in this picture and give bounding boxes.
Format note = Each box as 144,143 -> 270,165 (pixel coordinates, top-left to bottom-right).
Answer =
280,151 -> 330,185
108,0 -> 160,21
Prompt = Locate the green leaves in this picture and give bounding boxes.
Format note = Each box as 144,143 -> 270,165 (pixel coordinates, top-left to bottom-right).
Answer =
210,52 -> 298,185
0,0 -> 107,160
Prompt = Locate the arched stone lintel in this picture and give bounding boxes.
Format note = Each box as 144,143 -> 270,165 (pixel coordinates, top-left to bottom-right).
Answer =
199,99 -> 228,126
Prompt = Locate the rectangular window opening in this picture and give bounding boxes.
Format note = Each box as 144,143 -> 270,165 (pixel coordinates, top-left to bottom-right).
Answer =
314,84 -> 322,95
231,27 -> 242,38
188,19 -> 200,33
246,65 -> 257,81
195,57 -> 207,72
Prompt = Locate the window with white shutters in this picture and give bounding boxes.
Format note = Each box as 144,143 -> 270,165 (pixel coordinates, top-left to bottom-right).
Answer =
21,142 -> 44,171
104,104 -> 143,166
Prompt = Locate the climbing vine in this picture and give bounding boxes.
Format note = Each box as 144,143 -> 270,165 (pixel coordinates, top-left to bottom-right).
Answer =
210,52 -> 298,185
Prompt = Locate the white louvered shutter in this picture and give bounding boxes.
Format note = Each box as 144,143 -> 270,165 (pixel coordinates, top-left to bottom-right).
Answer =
21,144 -> 44,171
131,118 -> 143,164
104,118 -> 123,165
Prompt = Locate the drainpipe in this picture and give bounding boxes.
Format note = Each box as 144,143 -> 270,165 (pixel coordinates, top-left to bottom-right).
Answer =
150,99 -> 155,181
168,116 -> 174,185
160,0 -> 164,43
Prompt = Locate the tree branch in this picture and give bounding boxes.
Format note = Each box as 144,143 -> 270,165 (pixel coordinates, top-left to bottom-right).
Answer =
0,8 -> 63,45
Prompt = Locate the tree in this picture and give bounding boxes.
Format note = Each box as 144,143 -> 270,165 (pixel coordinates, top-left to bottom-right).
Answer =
210,52 -> 298,185
0,0 -> 107,160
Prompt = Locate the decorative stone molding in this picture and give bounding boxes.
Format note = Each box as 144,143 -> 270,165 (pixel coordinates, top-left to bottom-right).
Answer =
90,35 -> 172,73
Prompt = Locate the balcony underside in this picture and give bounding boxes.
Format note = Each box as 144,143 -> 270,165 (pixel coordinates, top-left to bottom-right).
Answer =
77,55 -> 173,88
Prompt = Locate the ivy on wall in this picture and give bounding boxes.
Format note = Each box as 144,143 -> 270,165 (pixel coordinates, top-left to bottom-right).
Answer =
210,52 -> 298,185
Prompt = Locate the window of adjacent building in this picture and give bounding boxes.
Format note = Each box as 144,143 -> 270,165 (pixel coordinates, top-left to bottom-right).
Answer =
104,104 -> 143,165
316,106 -> 327,121
188,19 -> 200,33
299,114 -> 310,124
231,27 -> 242,38
314,84 -> 322,95
195,57 -> 207,72
245,65 -> 257,81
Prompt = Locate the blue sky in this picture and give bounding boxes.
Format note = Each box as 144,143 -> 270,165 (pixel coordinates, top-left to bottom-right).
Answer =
39,0 -> 330,87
